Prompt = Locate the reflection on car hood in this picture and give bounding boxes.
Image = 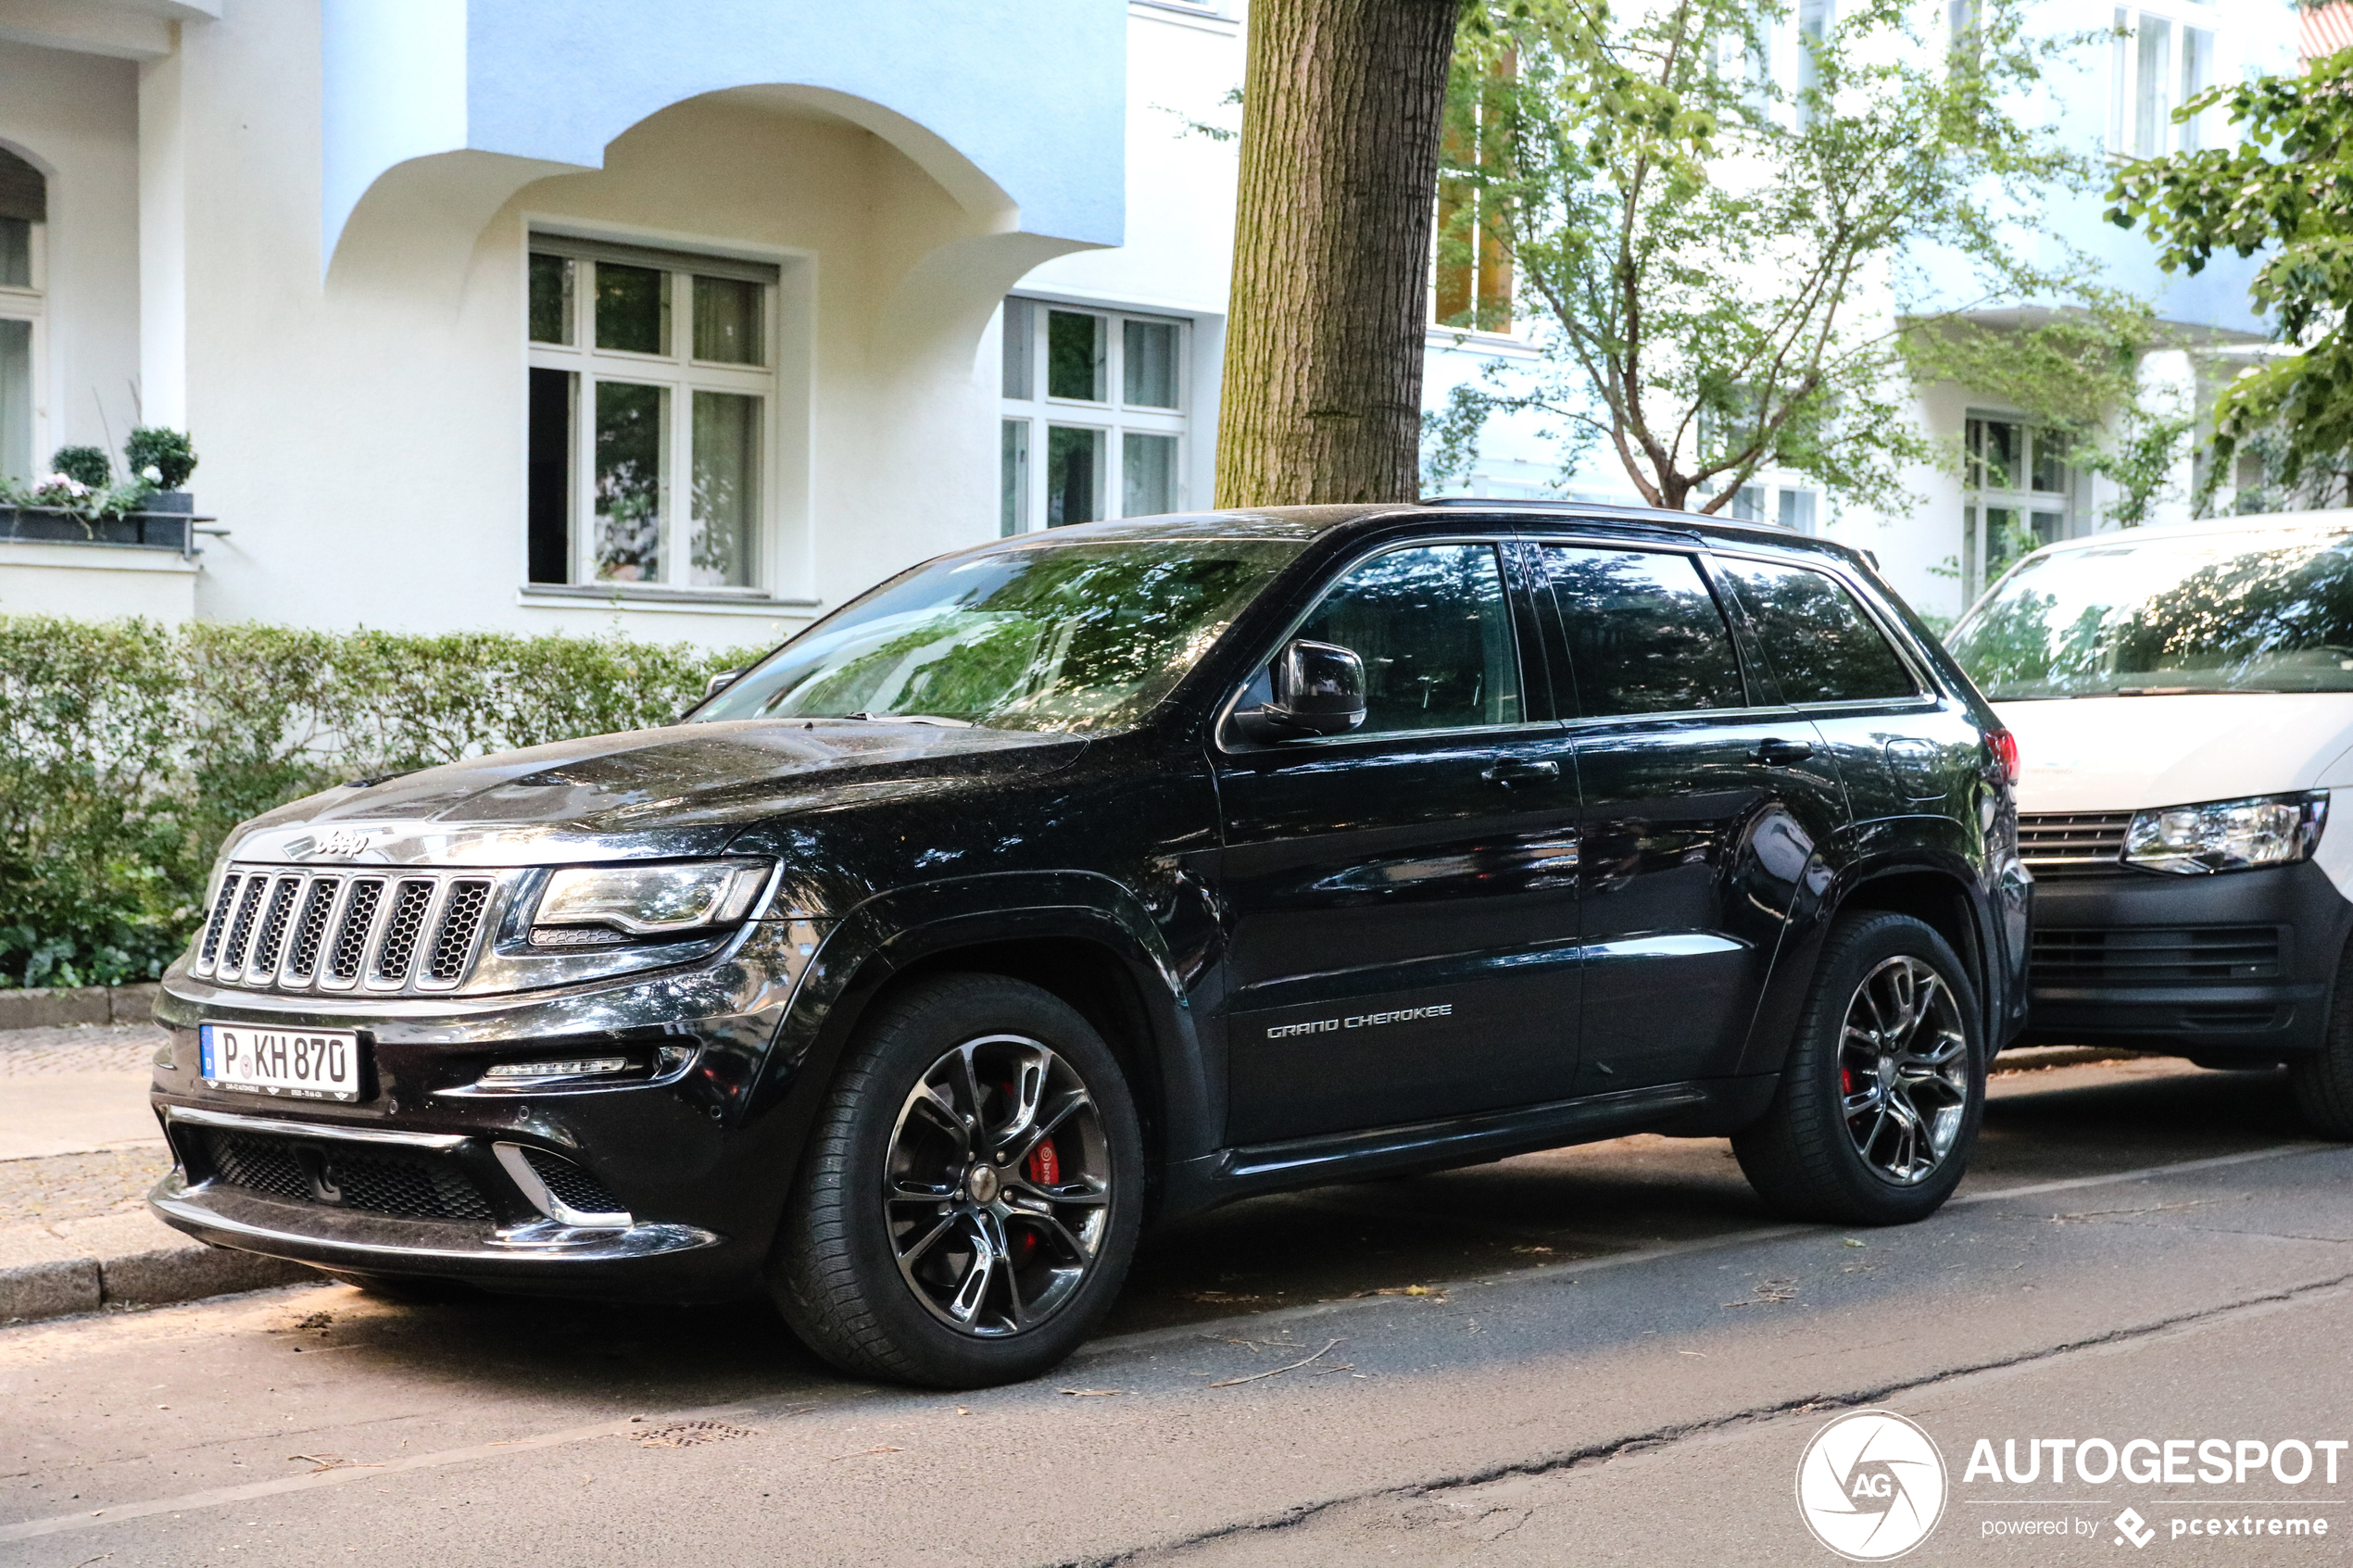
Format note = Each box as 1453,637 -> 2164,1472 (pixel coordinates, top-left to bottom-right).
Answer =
1996,693 -> 2353,813
226,720 -> 1086,866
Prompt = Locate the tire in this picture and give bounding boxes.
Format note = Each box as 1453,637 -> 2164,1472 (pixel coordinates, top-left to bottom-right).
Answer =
2290,937 -> 2353,1139
771,972 -> 1145,1387
1733,912 -> 1986,1226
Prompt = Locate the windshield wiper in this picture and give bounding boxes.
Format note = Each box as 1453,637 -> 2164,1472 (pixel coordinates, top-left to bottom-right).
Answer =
842,711 -> 975,727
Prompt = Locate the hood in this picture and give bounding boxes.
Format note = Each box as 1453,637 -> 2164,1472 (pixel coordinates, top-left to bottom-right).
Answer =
226,719 -> 1086,867
1995,694 -> 2353,814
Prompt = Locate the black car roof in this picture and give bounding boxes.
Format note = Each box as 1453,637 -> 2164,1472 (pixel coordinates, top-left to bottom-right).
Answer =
1031,502 -> 1876,573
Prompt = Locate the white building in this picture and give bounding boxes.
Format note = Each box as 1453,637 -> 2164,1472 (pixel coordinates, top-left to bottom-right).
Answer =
0,0 -> 2310,643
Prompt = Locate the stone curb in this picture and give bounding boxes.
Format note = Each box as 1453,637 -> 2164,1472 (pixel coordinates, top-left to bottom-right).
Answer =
0,1209 -> 313,1325
0,983 -> 161,1032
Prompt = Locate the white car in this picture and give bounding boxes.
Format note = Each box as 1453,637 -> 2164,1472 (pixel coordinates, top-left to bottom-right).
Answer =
1945,509 -> 2353,1136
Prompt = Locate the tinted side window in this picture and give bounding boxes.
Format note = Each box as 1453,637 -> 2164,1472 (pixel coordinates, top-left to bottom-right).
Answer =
1718,558 -> 1918,704
1540,546 -> 1746,716
1291,544 -> 1522,734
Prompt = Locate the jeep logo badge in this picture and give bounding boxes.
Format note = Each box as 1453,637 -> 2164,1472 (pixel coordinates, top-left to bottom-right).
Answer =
313,828 -> 375,859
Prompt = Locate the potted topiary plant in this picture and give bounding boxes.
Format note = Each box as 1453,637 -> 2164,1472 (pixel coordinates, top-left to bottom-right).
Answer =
124,427 -> 197,514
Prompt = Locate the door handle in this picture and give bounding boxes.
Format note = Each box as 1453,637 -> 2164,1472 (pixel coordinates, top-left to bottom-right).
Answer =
1753,737 -> 1815,767
1481,759 -> 1561,786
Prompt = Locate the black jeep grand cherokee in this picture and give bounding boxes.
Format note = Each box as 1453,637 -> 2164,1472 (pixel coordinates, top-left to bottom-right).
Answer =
149,502 -> 2027,1386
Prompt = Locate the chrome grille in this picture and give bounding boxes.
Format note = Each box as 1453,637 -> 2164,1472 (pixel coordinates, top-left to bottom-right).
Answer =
2018,811 -> 2133,876
193,866 -> 502,996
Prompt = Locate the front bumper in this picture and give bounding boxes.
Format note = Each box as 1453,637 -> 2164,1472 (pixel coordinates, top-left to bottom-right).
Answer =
145,918 -> 823,1296
2022,859 -> 2353,1057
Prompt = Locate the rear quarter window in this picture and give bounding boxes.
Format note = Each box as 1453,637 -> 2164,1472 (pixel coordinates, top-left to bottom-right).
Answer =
1716,558 -> 1919,705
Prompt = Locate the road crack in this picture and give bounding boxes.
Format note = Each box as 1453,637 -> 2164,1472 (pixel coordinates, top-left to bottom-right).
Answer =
1044,1268 -> 2353,1568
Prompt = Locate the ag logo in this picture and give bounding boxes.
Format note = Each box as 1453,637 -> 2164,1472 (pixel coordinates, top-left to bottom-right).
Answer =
1794,1409 -> 1947,1561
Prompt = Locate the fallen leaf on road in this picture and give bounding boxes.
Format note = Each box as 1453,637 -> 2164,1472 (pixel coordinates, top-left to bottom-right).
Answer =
827,1446 -> 904,1462
1842,1238 -> 1866,1248
1182,1289 -> 1269,1303
1058,1388 -> 1124,1397
1512,1245 -> 1554,1255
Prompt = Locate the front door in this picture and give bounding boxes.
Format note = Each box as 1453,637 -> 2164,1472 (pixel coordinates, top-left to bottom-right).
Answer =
1213,539 -> 1583,1146
1529,542 -> 1848,1096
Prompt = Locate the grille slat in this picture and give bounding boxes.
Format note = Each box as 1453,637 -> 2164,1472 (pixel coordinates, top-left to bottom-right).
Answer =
371,879 -> 436,985
218,876 -> 271,976
2019,811 -> 2133,876
2032,925 -> 2284,984
327,878 -> 387,984
197,873 -> 244,970
249,875 -> 303,980
425,881 -> 493,985
285,877 -> 342,980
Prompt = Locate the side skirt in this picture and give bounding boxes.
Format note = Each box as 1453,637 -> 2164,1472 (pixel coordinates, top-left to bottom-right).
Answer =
1173,1074 -> 1780,1214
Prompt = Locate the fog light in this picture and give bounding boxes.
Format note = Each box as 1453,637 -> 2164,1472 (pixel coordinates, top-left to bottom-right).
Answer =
482,1057 -> 627,1081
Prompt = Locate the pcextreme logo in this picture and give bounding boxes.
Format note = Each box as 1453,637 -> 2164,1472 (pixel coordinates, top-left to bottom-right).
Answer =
1796,1410 -> 1950,1561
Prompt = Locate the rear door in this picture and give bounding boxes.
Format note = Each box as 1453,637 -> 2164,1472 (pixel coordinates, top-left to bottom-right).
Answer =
1212,536 -> 1584,1145
1529,540 -> 1848,1095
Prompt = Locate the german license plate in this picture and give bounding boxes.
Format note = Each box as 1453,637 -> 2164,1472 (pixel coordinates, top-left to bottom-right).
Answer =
198,1024 -> 362,1103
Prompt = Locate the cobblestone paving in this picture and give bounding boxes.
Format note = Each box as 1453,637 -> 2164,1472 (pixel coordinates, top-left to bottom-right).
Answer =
0,1023 -> 174,1225
0,1022 -> 169,1075
0,1146 -> 169,1224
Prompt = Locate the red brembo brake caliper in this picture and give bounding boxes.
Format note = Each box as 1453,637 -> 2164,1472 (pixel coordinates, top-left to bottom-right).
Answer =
1000,1081 -> 1060,1268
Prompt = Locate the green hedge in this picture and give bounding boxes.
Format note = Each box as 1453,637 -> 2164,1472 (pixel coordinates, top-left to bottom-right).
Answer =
0,618 -> 767,989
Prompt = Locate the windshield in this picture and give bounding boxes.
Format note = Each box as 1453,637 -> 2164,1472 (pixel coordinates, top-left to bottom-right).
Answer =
1946,525 -> 2353,699
694,536 -> 1302,733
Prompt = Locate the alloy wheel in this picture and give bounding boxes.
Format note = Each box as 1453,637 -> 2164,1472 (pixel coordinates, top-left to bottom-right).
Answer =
884,1033 -> 1111,1336
1838,955 -> 1969,1185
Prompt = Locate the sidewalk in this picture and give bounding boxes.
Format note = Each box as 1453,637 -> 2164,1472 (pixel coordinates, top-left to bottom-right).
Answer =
0,1022 -> 310,1323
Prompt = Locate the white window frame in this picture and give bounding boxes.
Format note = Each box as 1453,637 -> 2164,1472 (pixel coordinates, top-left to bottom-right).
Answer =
999,296 -> 1189,534
524,233 -> 782,594
1962,410 -> 2084,600
2109,6 -> 2219,157
0,203 -> 45,485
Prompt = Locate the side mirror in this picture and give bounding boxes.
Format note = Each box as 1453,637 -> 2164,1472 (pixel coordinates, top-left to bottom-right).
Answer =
1234,639 -> 1367,744
703,667 -> 747,700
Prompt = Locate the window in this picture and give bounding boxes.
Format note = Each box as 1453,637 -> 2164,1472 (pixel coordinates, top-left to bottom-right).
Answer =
1539,546 -> 1747,717
1000,297 -> 1189,535
526,238 -> 778,590
1724,483 -> 1818,534
1963,413 -> 2079,599
1289,544 -> 1522,734
1795,0 -> 1833,125
698,536 -> 1301,734
0,146 -> 44,484
2111,9 -> 2214,157
1717,558 -> 1917,704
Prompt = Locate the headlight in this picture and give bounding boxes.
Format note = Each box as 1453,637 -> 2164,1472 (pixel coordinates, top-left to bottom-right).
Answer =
2122,793 -> 2328,875
531,859 -> 773,945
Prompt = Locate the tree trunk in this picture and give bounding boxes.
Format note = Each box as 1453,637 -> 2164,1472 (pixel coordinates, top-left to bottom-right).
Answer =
1215,0 -> 1463,508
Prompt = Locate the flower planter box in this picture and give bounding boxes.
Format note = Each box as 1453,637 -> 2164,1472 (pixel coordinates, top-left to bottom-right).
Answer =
0,505 -> 191,551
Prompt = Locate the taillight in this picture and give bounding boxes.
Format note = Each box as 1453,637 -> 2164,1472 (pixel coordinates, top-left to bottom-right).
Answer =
1989,727 -> 2020,787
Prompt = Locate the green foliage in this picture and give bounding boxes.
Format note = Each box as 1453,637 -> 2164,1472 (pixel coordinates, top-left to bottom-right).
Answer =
2080,402 -> 2197,527
2108,47 -> 2353,498
1432,0 -> 2134,514
124,427 -> 198,490
0,619 -> 764,989
48,445 -> 112,488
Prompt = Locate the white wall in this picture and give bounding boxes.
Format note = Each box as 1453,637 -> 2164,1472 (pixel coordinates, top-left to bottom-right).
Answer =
163,0 -> 1051,653
0,39 -> 141,473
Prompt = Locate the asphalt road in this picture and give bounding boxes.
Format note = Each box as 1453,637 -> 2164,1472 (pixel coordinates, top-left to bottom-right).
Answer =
0,1052 -> 2346,1568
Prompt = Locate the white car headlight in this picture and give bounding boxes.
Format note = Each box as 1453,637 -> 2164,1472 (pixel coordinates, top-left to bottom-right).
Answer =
2122,793 -> 2328,875
531,859 -> 773,944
